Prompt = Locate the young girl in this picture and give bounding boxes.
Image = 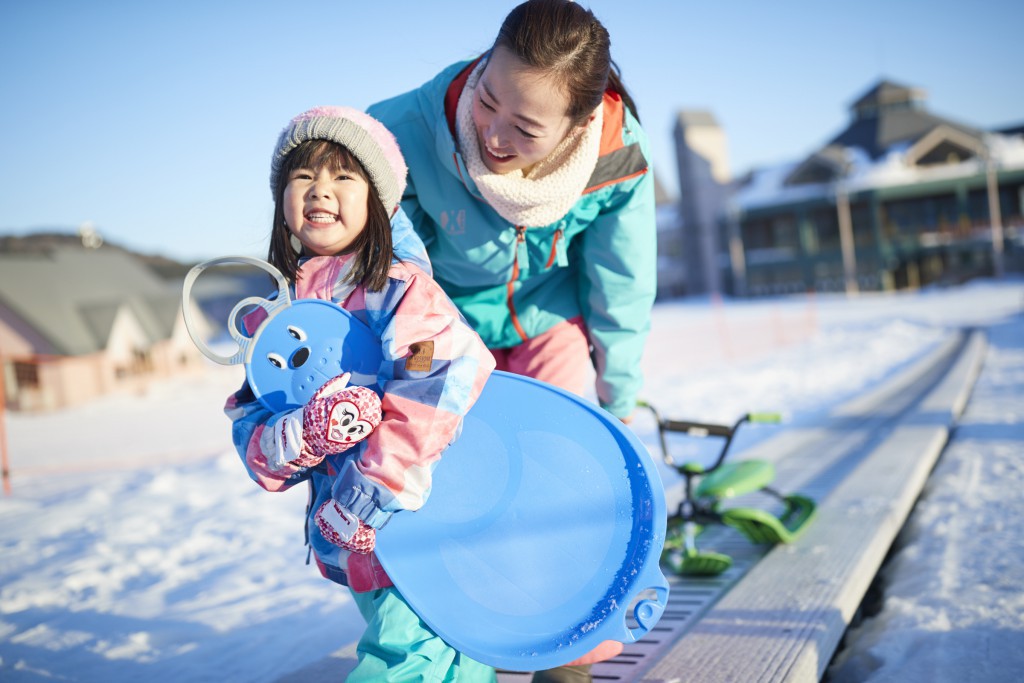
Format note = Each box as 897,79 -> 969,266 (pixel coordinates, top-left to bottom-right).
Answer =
368,0 -> 655,679
224,106 -> 497,682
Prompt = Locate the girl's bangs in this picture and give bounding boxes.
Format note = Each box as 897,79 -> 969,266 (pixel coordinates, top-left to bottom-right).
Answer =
288,140 -> 365,177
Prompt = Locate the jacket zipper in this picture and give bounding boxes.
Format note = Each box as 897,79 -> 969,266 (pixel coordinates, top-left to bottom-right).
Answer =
508,227 -> 567,342
304,478 -> 316,565
544,229 -> 565,269
507,226 -> 529,342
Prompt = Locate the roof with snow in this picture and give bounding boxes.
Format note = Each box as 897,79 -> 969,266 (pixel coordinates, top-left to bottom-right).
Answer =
0,246 -> 183,356
827,78 -> 983,162
733,77 -> 1024,210
828,81 -> 983,162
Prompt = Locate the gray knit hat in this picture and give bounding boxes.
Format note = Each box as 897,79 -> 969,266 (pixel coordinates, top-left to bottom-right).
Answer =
270,106 -> 408,216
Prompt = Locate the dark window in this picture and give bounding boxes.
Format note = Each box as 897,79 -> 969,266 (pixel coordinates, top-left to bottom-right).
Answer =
883,193 -> 959,235
13,361 -> 40,389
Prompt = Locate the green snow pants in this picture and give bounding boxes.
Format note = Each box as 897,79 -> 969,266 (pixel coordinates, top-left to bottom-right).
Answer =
348,586 -> 497,682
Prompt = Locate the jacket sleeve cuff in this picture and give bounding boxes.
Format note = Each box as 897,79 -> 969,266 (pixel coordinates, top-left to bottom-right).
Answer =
263,408 -> 304,472
601,397 -> 635,420
333,458 -> 395,529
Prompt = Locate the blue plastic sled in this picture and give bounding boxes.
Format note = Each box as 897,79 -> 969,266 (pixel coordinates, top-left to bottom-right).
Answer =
182,257 -> 669,671
376,370 -> 669,671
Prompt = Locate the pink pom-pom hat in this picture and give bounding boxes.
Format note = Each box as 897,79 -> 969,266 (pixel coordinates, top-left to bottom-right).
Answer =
271,105 -> 408,216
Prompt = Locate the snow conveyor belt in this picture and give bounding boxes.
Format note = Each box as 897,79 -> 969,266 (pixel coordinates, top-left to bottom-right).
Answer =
277,328 -> 986,683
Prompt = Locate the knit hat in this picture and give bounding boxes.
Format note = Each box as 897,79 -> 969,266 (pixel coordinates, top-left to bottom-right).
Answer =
270,106 -> 408,216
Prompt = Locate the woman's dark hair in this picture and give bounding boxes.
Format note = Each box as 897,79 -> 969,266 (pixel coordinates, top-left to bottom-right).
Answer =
493,0 -> 639,127
268,139 -> 393,291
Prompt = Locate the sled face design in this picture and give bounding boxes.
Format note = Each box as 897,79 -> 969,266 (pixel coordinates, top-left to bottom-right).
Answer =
181,256 -> 382,412
245,298 -> 381,411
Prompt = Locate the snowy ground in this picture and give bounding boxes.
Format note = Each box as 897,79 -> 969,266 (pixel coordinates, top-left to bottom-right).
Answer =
827,308 -> 1024,682
1,279 -> 1022,682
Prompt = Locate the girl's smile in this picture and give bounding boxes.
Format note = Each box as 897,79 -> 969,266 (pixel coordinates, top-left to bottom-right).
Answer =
306,210 -> 340,224
284,166 -> 369,256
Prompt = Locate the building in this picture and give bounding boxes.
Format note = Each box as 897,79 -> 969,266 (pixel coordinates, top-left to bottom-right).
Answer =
652,167 -> 689,299
673,110 -> 731,297
0,244 -> 210,411
667,79 -> 1024,297
729,79 -> 1024,295
656,200 -> 686,299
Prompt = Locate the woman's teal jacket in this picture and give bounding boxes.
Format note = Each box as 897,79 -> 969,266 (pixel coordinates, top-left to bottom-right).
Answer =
368,58 -> 657,418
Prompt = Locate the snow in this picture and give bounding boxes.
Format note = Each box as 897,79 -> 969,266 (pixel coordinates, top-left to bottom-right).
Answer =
827,312 -> 1024,683
2,279 -> 1023,682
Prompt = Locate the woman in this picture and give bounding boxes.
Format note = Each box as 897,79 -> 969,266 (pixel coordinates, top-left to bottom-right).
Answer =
369,1 -> 657,678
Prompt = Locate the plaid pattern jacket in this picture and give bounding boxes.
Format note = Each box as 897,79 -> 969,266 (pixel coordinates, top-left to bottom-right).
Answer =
225,216 -> 494,591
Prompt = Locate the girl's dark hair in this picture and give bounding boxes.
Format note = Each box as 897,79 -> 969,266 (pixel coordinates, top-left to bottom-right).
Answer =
267,139 -> 393,291
493,0 -> 639,127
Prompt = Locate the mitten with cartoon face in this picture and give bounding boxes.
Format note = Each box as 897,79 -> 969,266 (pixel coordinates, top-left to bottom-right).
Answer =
289,373 -> 382,468
314,499 -> 376,554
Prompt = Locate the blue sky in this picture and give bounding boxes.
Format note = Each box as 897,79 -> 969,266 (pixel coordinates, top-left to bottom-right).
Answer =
2,0 -> 1021,264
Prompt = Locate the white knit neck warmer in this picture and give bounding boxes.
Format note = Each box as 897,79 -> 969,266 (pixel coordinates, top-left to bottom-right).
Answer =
455,60 -> 603,227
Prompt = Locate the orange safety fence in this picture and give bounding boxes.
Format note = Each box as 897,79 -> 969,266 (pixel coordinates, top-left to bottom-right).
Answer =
1,350 -> 206,495
1,381 -> 8,495
709,291 -> 819,364
0,352 -> 68,495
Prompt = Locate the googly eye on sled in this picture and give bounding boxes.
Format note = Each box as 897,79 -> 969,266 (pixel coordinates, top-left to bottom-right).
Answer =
181,256 -> 383,413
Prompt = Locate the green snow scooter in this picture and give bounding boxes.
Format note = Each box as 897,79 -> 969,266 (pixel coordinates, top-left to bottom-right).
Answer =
638,401 -> 817,576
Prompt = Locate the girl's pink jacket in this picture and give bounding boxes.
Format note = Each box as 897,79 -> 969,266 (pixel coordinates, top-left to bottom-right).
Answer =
225,250 -> 494,592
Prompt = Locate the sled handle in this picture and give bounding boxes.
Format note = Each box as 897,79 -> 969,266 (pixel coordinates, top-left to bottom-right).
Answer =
181,256 -> 293,366
620,565 -> 670,643
636,401 -> 782,471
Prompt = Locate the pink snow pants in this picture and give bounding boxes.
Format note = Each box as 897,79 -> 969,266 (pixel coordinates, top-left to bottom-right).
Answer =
489,317 -> 591,396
